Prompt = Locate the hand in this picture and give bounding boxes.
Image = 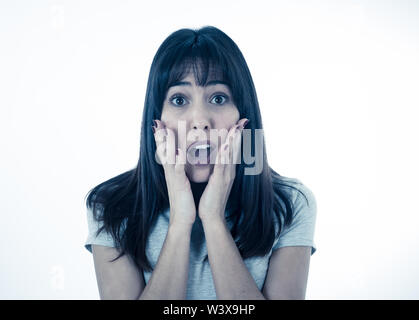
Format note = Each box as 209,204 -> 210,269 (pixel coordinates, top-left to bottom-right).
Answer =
153,120 -> 196,227
198,118 -> 249,225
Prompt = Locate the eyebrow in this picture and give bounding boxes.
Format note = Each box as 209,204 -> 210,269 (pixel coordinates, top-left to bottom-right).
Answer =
168,80 -> 229,88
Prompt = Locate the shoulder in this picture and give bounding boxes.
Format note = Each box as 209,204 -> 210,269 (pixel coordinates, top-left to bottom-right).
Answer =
274,175 -> 317,216
290,178 -> 317,216
85,203 -> 128,253
272,176 -> 317,254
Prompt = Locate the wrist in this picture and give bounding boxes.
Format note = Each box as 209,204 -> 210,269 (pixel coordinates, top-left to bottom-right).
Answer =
199,209 -> 226,225
168,221 -> 194,234
200,216 -> 227,230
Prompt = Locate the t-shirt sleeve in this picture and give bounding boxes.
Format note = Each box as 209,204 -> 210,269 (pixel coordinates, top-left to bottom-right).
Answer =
272,183 -> 317,255
84,205 -> 116,253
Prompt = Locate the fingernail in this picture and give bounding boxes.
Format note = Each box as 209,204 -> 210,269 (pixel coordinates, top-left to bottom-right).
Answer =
151,125 -> 156,134
153,120 -> 158,127
243,119 -> 249,128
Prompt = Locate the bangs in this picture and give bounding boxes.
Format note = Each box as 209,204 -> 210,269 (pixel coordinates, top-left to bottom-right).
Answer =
166,55 -> 230,90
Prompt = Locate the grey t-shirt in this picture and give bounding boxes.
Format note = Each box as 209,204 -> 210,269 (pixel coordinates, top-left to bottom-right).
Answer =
85,176 -> 317,299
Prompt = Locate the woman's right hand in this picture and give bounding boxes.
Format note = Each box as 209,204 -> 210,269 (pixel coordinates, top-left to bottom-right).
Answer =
152,119 -> 196,227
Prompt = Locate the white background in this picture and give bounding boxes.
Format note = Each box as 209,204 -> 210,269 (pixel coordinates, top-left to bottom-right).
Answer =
1,0 -> 418,299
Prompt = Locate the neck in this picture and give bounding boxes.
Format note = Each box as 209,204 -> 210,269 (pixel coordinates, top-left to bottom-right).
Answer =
190,181 -> 207,209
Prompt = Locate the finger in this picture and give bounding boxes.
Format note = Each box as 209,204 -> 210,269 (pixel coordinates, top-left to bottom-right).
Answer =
153,120 -> 167,165
214,123 -> 239,171
226,124 -> 239,164
154,120 -> 167,145
174,148 -> 186,175
236,118 -> 249,130
225,129 -> 241,180
217,124 -> 235,168
220,141 -> 230,166
213,143 -> 225,173
154,130 -> 167,165
231,127 -> 242,165
230,119 -> 247,165
165,127 -> 176,165
156,120 -> 176,166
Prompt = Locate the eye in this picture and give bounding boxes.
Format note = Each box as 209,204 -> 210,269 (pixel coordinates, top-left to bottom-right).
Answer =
210,94 -> 228,105
170,94 -> 188,107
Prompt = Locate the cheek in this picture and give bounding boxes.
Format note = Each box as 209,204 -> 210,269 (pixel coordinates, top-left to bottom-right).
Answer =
160,107 -> 182,148
160,105 -> 240,148
160,104 -> 171,123
160,105 -> 179,129
214,107 -> 240,129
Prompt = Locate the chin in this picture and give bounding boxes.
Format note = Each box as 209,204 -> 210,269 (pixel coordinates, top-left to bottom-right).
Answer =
186,164 -> 214,183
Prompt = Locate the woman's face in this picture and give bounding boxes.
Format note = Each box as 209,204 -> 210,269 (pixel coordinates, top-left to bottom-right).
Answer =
161,72 -> 240,183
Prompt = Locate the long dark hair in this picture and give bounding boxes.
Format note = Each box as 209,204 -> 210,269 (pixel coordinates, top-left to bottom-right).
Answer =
85,26 -> 308,272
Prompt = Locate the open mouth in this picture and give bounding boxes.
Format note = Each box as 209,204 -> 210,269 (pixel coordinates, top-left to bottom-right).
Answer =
187,141 -> 216,166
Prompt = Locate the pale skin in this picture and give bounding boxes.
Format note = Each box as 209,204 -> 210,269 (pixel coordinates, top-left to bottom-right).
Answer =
91,73 -> 312,299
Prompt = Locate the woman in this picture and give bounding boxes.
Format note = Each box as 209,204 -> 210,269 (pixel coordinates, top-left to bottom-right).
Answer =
84,26 -> 317,300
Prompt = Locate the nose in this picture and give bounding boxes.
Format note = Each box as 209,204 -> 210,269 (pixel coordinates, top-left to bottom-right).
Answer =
188,100 -> 211,137
189,107 -> 211,132
191,121 -> 210,131
189,118 -> 211,143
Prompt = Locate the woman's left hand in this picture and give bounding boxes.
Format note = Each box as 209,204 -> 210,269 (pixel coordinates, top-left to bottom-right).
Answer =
198,118 -> 249,225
